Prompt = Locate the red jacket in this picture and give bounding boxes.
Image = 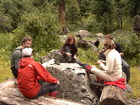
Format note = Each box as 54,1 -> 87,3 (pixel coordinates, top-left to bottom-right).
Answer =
17,58 -> 58,98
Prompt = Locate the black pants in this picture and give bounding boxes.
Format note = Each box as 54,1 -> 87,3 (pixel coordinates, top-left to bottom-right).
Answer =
11,67 -> 18,78
64,46 -> 80,63
98,53 -> 130,83
33,83 -> 59,98
64,46 -> 72,63
122,59 -> 130,83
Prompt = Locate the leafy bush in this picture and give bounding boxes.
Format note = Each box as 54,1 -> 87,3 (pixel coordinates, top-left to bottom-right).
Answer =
0,0 -> 35,29
10,10 -> 62,61
78,48 -> 98,65
115,32 -> 140,66
81,14 -> 102,33
0,15 -> 13,32
66,2 -> 82,31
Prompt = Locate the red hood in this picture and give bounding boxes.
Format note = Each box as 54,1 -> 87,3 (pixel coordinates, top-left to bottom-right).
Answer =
19,58 -> 33,68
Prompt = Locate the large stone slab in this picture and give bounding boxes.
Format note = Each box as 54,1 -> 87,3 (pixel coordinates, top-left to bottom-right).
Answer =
46,63 -> 98,105
0,78 -> 86,105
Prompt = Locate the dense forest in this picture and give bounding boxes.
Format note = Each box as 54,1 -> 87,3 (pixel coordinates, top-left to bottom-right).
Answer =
0,0 -> 140,65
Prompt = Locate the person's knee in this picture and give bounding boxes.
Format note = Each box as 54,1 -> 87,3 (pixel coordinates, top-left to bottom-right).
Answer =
122,64 -> 130,70
51,83 -> 59,90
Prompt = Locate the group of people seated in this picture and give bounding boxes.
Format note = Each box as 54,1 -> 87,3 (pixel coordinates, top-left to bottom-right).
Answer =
10,34 -> 130,99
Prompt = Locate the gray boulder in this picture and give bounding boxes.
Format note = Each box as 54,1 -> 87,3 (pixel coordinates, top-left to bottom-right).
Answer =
41,50 -> 66,64
46,63 -> 98,105
0,78 -> 87,105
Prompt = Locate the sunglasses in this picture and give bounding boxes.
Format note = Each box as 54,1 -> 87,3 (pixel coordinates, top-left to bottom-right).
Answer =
104,44 -> 108,46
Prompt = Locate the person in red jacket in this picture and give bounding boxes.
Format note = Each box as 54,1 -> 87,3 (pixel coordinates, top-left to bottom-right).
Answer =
17,48 -> 59,98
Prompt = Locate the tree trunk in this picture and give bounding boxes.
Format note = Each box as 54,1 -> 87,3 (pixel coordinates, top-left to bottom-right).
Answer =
99,85 -> 128,105
58,0 -> 68,34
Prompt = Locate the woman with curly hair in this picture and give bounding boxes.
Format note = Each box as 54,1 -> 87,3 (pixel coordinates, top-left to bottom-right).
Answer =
60,35 -> 78,63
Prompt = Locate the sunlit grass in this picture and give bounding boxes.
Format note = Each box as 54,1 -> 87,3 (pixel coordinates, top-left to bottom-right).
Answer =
0,50 -> 13,82
128,67 -> 140,98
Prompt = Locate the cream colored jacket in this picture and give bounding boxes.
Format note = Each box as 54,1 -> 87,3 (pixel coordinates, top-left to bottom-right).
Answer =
100,49 -> 122,79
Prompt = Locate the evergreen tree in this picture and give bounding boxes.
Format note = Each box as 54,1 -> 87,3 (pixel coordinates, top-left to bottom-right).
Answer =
127,0 -> 140,17
92,0 -> 116,33
66,0 -> 81,30
77,0 -> 93,17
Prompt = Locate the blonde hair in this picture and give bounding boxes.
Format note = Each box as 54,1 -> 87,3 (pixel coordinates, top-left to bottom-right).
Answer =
105,34 -> 113,40
104,40 -> 116,49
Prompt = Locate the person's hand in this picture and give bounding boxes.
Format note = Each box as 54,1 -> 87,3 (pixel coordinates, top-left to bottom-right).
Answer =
97,60 -> 102,65
82,64 -> 92,73
66,52 -> 72,56
48,59 -> 55,65
99,49 -> 105,53
57,80 -> 60,84
97,60 -> 106,65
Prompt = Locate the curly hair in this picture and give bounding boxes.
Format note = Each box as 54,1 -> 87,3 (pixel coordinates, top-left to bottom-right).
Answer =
65,35 -> 76,46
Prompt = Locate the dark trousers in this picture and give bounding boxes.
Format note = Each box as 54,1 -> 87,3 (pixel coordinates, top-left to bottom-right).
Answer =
64,46 -> 81,63
11,67 -> 18,78
65,46 -> 72,63
98,53 -> 130,83
33,83 -> 59,98
122,59 -> 130,83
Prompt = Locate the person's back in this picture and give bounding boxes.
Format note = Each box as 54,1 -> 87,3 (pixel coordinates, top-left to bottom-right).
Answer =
105,49 -> 122,80
18,57 -> 42,98
18,48 -> 59,98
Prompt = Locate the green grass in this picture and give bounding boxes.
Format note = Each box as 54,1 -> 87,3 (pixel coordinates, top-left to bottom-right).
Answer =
0,50 -> 13,82
0,33 -> 13,82
128,67 -> 140,98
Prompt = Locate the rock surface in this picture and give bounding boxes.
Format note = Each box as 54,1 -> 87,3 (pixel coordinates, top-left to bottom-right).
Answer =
0,62 -> 98,105
41,50 -> 66,64
46,63 -> 98,105
0,78 -> 86,105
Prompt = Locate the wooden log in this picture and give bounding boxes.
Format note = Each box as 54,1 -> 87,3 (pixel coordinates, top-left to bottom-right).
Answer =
99,85 -> 128,105
99,72 -> 128,105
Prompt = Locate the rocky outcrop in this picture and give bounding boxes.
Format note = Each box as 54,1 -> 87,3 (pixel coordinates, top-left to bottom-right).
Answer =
0,62 -> 98,105
0,50 -> 130,105
41,50 -> 64,64
0,77 -> 88,105
46,63 -> 98,105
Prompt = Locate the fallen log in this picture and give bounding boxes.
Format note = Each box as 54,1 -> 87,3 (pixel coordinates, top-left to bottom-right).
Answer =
99,73 -> 128,105
99,85 -> 128,105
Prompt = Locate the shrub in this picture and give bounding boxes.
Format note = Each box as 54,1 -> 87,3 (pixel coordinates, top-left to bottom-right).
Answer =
81,14 -> 102,33
78,48 -> 98,65
116,32 -> 140,66
10,11 -> 62,61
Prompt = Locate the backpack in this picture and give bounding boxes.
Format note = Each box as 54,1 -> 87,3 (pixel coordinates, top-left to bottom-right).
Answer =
10,47 -> 22,78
